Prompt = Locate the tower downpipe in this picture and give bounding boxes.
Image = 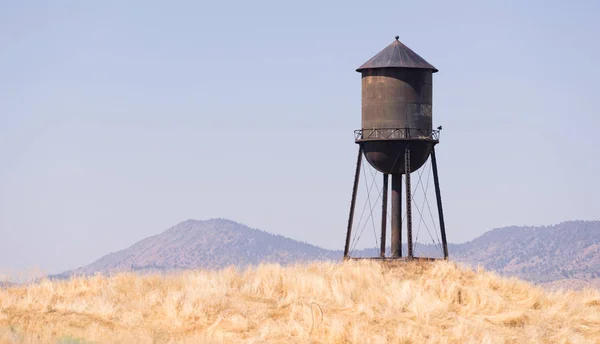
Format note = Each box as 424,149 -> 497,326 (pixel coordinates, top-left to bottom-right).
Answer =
380,174 -> 389,257
391,173 -> 402,257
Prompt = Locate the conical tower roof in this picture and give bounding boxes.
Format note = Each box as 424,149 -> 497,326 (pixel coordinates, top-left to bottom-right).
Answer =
356,36 -> 438,73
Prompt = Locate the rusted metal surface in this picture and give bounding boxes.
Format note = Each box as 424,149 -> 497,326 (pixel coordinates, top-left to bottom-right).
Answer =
431,147 -> 449,259
391,174 -> 402,257
356,37 -> 438,72
380,174 -> 388,257
344,146 -> 363,259
360,68 -> 433,138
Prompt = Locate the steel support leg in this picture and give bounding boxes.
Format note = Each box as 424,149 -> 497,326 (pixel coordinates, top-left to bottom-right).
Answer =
391,173 -> 402,257
431,147 -> 449,259
405,145 -> 413,259
380,174 -> 388,257
344,145 -> 363,259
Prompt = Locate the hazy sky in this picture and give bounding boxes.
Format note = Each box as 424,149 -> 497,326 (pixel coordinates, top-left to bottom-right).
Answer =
1,0 -> 599,275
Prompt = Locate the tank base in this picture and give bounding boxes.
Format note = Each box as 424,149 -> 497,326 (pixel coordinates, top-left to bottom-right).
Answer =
359,139 -> 434,174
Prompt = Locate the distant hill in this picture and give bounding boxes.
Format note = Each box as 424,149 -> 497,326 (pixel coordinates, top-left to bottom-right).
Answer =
453,221 -> 600,284
59,219 -> 338,277
57,219 -> 600,287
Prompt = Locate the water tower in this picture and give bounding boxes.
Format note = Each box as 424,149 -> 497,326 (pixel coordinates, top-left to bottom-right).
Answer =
344,36 -> 449,260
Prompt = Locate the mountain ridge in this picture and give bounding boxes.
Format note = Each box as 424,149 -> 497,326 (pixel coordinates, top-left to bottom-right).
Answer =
57,219 -> 600,287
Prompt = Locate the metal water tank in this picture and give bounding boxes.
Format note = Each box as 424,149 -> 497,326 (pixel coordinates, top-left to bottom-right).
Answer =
356,36 -> 438,174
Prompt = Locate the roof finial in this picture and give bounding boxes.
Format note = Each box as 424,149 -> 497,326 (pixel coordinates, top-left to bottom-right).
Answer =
395,35 -> 399,40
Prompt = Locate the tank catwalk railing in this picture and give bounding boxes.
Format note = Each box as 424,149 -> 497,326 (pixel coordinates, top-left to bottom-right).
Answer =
354,128 -> 440,141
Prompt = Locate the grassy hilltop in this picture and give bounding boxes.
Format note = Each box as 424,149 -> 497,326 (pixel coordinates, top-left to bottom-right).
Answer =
1,261 -> 599,343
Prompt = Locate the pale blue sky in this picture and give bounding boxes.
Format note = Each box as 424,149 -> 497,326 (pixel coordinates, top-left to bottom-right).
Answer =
1,0 -> 599,275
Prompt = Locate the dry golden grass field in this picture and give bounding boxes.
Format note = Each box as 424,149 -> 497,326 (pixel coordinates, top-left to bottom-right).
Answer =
1,261 -> 599,343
